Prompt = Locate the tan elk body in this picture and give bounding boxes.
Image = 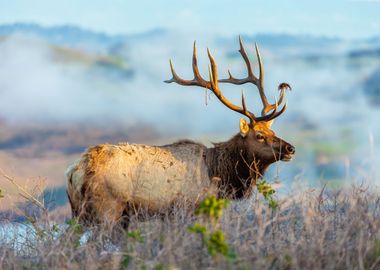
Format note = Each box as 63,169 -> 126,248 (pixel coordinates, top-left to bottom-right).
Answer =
66,38 -> 295,226
67,142 -> 216,218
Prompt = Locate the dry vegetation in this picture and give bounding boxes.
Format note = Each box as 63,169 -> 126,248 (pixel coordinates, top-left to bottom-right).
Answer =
1,169 -> 380,270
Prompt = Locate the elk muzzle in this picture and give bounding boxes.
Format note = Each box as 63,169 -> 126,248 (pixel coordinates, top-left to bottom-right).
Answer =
280,141 -> 295,161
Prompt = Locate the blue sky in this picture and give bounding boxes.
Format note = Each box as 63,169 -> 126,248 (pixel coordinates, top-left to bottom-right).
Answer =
1,0 -> 380,38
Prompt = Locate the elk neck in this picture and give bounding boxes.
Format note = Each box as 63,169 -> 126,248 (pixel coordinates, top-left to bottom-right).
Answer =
205,133 -> 269,200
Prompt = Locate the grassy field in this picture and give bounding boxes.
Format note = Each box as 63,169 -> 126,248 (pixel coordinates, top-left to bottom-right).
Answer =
1,175 -> 380,270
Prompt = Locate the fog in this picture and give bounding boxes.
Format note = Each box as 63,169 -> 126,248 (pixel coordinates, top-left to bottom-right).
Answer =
0,31 -> 379,187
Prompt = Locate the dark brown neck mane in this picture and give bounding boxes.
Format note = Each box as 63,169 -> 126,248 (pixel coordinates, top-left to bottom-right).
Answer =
206,134 -> 270,200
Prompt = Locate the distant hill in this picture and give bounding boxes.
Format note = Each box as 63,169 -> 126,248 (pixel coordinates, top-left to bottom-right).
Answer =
0,23 -> 124,52
0,23 -> 134,79
3,22 -> 380,55
244,33 -> 341,48
0,23 -> 345,52
348,47 -> 380,58
363,68 -> 380,106
0,23 -> 171,52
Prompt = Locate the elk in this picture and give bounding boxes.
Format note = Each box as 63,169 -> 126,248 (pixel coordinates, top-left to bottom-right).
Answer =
66,37 -> 295,226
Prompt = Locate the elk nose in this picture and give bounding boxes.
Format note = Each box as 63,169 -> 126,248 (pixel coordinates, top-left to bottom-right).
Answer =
285,144 -> 295,154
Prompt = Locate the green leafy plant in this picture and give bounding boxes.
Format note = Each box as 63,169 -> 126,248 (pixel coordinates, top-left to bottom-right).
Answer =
369,239 -> 380,261
66,218 -> 83,248
67,218 -> 83,235
120,229 -> 146,269
51,224 -> 60,233
195,195 -> 229,223
153,264 -> 172,270
284,254 -> 293,268
127,229 -> 144,243
257,180 -> 279,210
120,255 -> 132,270
207,229 -> 230,257
189,196 -> 235,260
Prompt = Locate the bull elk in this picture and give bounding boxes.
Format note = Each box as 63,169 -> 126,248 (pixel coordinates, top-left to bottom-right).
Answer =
66,37 -> 295,226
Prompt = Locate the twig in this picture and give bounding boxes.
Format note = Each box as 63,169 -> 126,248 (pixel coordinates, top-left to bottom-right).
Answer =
0,168 -> 47,213
317,183 -> 327,214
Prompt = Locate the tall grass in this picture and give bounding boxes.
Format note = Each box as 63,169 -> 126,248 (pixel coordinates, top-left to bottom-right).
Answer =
1,174 -> 380,269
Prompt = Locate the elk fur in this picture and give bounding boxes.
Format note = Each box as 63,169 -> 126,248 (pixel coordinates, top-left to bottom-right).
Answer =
66,134 -> 270,225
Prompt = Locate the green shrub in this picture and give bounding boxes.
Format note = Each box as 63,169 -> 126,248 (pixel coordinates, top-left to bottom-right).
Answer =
257,180 -> 278,210
189,196 -> 235,260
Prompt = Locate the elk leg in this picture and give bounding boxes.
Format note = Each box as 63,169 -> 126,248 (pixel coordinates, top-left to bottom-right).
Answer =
120,209 -> 130,229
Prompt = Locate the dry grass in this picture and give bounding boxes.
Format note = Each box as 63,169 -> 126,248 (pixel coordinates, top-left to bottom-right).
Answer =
1,178 -> 380,269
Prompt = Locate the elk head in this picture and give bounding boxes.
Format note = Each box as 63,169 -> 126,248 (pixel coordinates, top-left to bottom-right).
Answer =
165,37 -> 295,165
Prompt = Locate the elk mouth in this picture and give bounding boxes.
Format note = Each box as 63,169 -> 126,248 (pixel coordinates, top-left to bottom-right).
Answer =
281,153 -> 294,162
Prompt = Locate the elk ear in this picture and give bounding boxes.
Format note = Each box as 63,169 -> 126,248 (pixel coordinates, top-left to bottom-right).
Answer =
239,118 -> 250,138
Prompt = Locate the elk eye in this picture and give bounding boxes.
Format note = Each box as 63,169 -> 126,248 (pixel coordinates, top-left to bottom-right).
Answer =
256,133 -> 265,142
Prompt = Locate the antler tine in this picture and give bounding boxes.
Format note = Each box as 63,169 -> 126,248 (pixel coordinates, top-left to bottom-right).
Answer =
254,43 -> 264,90
164,41 -> 210,88
217,38 -> 273,114
258,101 -> 288,122
239,36 -> 255,79
164,60 -> 181,84
219,36 -> 257,85
208,64 -> 214,87
218,37 -> 289,121
253,43 -> 290,118
207,48 -> 256,124
277,82 -> 292,106
207,48 -> 218,91
254,43 -> 272,114
241,90 -> 247,114
165,42 -> 256,125
192,41 -> 205,83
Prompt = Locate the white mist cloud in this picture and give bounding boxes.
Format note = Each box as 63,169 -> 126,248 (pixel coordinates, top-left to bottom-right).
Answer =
0,36 -> 231,145
0,34 -> 379,139
0,37 -> 107,123
1,32 -> 380,184
0,34 -> 224,135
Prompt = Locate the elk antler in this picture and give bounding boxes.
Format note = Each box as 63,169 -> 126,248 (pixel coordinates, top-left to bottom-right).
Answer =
165,41 -> 281,125
219,36 -> 288,119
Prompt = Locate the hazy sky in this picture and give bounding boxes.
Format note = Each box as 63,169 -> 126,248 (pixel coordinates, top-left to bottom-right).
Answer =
1,0 -> 380,38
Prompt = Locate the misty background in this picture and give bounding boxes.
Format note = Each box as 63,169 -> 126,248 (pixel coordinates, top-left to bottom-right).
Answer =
0,1 -> 380,215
